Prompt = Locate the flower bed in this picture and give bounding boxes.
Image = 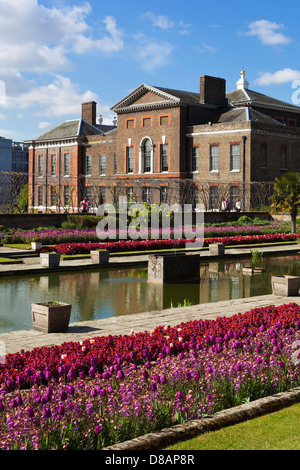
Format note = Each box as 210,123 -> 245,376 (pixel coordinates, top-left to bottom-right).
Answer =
0,303 -> 299,449
4,222 -> 299,245
40,232 -> 300,255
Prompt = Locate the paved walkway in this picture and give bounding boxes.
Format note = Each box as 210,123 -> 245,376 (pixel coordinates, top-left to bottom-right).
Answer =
0,243 -> 299,355
1,294 -> 299,355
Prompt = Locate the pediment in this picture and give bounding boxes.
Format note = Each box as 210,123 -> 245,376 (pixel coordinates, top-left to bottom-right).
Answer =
111,84 -> 180,113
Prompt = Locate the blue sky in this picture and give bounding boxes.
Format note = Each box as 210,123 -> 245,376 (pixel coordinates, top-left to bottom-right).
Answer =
0,0 -> 300,142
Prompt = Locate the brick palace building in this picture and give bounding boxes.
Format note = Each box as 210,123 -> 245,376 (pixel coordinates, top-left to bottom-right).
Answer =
26,71 -> 300,212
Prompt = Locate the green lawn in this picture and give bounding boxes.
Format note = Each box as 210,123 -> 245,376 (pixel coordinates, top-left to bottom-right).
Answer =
0,257 -> 22,264
165,403 -> 300,450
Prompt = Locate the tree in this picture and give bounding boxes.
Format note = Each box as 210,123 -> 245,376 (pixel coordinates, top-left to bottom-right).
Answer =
271,172 -> 300,234
14,183 -> 28,213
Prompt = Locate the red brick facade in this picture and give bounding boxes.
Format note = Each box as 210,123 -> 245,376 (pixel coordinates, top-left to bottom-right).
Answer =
27,73 -> 300,212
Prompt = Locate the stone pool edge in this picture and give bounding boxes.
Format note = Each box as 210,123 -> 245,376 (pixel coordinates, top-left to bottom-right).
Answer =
103,386 -> 300,450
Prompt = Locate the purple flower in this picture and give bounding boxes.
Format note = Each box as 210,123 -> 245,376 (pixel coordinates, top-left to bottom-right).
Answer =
44,370 -> 52,381
59,389 -> 68,401
176,391 -> 184,400
42,407 -> 51,419
26,407 -> 35,418
117,370 -> 124,379
67,368 -> 77,381
91,388 -> 98,398
160,374 -> 167,384
56,404 -> 65,416
95,424 -> 103,435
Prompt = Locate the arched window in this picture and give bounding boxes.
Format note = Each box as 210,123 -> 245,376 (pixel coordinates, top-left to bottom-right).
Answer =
142,139 -> 151,173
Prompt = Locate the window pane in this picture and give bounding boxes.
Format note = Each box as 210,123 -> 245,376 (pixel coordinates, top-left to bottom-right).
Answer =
100,154 -> 106,175
161,144 -> 168,172
64,154 -> 69,175
38,155 -> 43,176
230,186 -> 240,209
191,147 -> 199,172
210,146 -> 219,171
143,140 -> 151,172
127,147 -> 133,173
127,187 -> 134,202
230,145 -> 240,171
209,186 -> 218,210
64,186 -> 70,206
51,187 -> 56,206
86,155 -> 92,176
160,186 -> 168,204
142,187 -> 151,204
98,187 -> 106,205
38,186 -> 43,206
50,155 -> 56,176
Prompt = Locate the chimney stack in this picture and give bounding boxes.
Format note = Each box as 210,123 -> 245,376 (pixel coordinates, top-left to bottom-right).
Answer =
81,101 -> 97,126
200,75 -> 226,106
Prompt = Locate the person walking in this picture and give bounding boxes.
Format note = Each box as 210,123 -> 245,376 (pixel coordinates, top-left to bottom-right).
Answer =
221,198 -> 227,212
80,196 -> 90,213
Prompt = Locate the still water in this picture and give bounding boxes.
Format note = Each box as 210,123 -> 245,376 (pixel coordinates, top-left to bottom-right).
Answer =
0,255 -> 300,333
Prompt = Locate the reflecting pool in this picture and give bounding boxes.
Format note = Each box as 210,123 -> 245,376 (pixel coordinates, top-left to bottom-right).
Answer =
1,255 -> 300,333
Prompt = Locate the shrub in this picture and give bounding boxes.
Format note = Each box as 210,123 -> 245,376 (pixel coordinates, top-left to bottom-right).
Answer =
237,215 -> 253,224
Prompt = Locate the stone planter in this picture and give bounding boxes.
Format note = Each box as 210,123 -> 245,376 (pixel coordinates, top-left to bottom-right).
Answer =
31,241 -> 42,251
40,252 -> 61,267
209,243 -> 225,256
271,275 -> 300,296
148,253 -> 200,283
31,302 -> 72,333
90,249 -> 109,264
243,266 -> 264,275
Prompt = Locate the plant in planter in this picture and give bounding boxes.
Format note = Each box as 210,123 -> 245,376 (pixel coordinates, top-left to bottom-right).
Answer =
40,252 -> 61,267
31,236 -> 42,251
271,275 -> 300,296
31,301 -> 72,333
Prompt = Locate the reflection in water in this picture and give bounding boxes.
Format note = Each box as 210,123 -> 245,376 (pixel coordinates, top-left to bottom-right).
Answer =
1,255 -> 300,333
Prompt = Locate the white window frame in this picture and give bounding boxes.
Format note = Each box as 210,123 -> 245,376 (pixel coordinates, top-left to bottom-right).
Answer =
210,145 -> 219,172
230,144 -> 240,172
100,154 -> 106,175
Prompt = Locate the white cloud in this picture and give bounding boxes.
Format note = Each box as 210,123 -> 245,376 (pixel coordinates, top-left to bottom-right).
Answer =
38,121 -> 52,130
0,0 -> 124,75
132,35 -> 174,71
71,16 -> 124,54
143,12 -> 174,29
243,20 -> 291,46
179,20 -> 191,35
256,68 -> 300,85
8,75 -> 99,117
